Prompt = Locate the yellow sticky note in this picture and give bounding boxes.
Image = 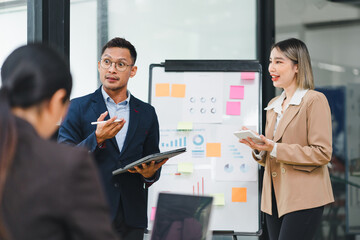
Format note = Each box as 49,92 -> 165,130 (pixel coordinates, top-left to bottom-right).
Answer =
232,188 -> 247,202
171,84 -> 186,98
178,162 -> 193,173
177,122 -> 193,131
155,83 -> 170,97
212,193 -> 225,206
206,143 -> 221,157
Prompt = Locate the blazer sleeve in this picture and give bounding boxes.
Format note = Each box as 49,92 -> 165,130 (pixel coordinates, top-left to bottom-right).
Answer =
142,106 -> 161,186
276,93 -> 333,166
58,100 -> 99,152
252,151 -> 266,167
64,151 -> 120,240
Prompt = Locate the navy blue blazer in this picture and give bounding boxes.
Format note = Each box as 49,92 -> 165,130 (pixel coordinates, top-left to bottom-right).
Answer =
58,87 -> 160,228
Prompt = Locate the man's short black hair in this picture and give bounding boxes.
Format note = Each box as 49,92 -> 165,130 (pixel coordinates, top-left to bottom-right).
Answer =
101,37 -> 137,64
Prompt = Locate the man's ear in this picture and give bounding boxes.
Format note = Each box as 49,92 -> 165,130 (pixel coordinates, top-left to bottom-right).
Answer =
130,66 -> 137,78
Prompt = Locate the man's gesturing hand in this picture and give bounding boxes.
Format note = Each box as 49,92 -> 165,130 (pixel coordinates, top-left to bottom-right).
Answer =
95,111 -> 125,145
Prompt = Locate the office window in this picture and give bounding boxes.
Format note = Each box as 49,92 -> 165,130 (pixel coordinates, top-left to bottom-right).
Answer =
69,0 -> 98,99
275,0 -> 360,239
0,0 -> 27,86
107,0 -> 257,101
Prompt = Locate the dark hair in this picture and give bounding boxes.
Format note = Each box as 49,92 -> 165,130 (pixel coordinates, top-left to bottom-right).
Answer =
271,38 -> 314,90
0,44 -> 72,239
101,37 -> 137,64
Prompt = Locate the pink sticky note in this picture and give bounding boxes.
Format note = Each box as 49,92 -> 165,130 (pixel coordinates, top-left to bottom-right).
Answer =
230,85 -> 244,99
150,207 -> 156,221
241,72 -> 255,80
226,102 -> 241,115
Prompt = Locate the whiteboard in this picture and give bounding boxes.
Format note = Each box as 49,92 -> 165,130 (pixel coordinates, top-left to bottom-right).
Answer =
147,60 -> 262,235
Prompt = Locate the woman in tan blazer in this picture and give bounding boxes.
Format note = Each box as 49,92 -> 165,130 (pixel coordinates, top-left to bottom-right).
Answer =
0,45 -> 120,240
240,38 -> 333,240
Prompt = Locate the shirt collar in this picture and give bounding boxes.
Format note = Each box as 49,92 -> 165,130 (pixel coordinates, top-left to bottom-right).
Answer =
264,88 -> 309,112
101,86 -> 131,106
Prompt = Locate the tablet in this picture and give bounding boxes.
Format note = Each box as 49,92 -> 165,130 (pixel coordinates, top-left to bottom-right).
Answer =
112,147 -> 186,175
234,130 -> 264,145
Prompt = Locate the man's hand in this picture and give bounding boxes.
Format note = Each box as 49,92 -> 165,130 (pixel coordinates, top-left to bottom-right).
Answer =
128,159 -> 168,179
95,111 -> 125,145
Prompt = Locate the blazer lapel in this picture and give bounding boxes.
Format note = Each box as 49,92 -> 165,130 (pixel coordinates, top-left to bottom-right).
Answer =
273,104 -> 302,142
119,97 -> 140,157
91,87 -> 120,153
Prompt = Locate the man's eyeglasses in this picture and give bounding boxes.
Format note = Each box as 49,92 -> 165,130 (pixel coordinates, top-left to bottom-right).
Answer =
100,58 -> 134,72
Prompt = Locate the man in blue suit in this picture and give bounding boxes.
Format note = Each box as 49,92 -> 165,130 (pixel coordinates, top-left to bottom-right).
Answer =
58,37 -> 166,240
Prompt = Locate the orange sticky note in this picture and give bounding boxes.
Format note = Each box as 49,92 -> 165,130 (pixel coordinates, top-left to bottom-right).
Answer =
171,84 -> 186,98
232,187 -> 247,202
155,83 -> 170,97
206,143 -> 221,157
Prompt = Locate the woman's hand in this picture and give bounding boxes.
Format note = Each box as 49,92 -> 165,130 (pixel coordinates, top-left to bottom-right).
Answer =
239,127 -> 274,152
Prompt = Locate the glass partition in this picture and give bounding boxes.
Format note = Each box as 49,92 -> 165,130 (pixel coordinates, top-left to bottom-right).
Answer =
0,0 -> 27,86
107,0 -> 257,101
275,1 -> 360,239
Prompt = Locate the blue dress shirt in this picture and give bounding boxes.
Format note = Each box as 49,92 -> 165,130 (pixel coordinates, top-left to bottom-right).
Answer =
101,87 -> 130,152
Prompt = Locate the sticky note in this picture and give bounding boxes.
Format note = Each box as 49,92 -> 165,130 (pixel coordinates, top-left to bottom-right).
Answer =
206,143 -> 221,157
226,102 -> 241,115
230,85 -> 244,99
241,72 -> 255,80
232,188 -> 247,202
177,122 -> 193,131
171,84 -> 186,98
212,193 -> 225,206
178,162 -> 193,173
155,83 -> 170,97
150,207 -> 156,221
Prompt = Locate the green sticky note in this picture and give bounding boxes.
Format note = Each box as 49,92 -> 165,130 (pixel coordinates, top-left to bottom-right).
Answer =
177,122 -> 193,131
212,193 -> 225,206
178,162 -> 193,173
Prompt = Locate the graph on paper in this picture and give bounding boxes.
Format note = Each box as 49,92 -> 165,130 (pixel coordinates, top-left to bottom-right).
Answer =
161,136 -> 187,148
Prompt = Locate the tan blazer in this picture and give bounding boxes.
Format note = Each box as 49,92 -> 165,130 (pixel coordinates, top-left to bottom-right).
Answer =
254,90 -> 334,217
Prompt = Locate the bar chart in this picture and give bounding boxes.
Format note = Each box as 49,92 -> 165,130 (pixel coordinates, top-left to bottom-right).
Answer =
161,136 -> 187,148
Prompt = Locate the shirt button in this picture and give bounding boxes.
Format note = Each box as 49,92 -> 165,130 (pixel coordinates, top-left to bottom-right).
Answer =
114,183 -> 119,188
272,172 -> 277,177
281,168 -> 286,174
